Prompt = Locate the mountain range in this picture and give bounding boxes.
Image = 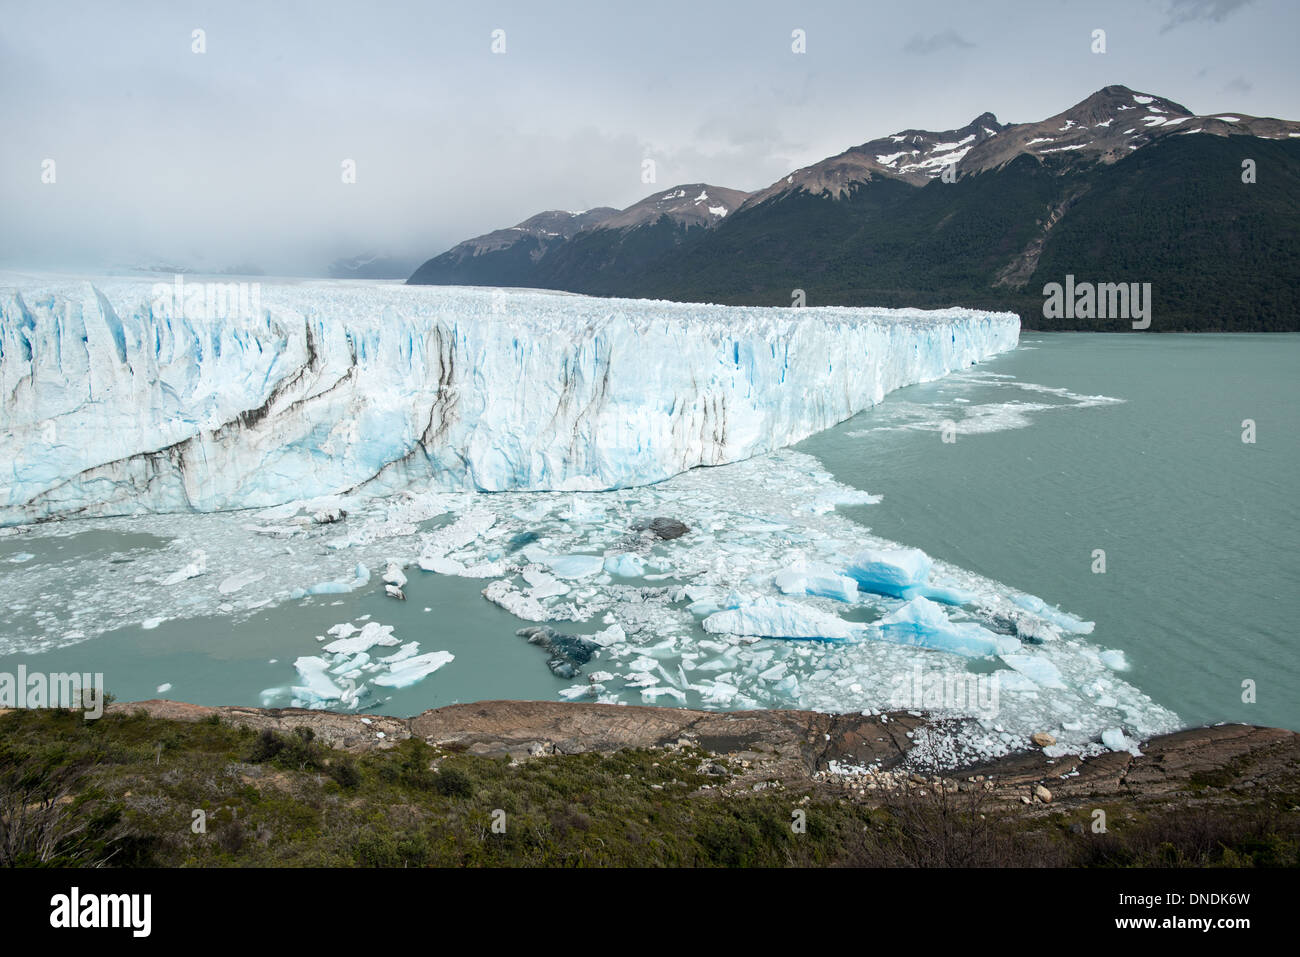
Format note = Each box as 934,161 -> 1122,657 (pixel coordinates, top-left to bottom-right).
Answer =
408,86 -> 1300,331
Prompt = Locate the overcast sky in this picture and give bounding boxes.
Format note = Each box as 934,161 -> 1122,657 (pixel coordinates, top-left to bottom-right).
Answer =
2,0 -> 1297,275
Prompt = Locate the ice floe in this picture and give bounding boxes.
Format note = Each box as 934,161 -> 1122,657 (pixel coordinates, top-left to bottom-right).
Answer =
2,436 -> 1178,762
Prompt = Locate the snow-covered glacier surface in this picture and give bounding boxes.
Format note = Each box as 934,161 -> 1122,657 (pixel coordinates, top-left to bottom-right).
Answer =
0,274 -> 1018,525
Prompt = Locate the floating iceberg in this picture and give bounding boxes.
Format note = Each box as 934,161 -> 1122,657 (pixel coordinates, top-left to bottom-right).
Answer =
1000,653 -> 1068,690
294,562 -> 369,597
535,553 -> 606,580
846,547 -> 932,597
1099,649 -> 1129,671
372,650 -> 454,688
773,559 -> 859,603
703,597 -> 860,641
261,619 -> 452,707
160,550 -> 206,586
0,275 -> 1018,524
874,597 -> 1020,658
322,620 -> 397,655
1101,727 -> 1142,755
846,546 -> 974,604
292,656 -> 346,702
1010,593 -> 1094,634
604,552 -> 648,577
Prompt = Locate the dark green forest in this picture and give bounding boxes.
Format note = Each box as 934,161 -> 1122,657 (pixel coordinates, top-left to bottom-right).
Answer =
410,135 -> 1300,332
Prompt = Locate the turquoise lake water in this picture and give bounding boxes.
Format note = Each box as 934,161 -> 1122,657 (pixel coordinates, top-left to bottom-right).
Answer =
797,333 -> 1299,731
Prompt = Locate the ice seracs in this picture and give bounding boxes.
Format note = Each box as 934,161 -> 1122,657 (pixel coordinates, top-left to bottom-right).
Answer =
0,274 -> 1018,525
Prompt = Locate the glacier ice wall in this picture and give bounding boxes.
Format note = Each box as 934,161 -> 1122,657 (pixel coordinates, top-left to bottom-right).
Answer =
0,275 -> 1018,524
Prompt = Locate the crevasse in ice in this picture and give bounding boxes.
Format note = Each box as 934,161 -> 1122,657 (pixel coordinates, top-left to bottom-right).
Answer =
0,275 -> 1019,525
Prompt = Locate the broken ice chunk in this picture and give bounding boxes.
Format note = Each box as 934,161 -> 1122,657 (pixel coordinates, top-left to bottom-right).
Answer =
293,656 -> 346,701
1099,649 -> 1129,671
703,597 -> 859,641
845,546 -> 931,598
523,565 -> 570,598
379,641 -> 421,664
845,547 -> 973,604
536,553 -> 605,579
603,552 -> 648,577
300,562 -> 370,596
329,652 -> 371,674
518,625 -> 601,678
160,549 -> 207,586
697,679 -> 739,704
589,624 -> 626,646
323,621 -> 398,655
482,580 -> 549,621
383,562 -> 408,588
219,568 -> 261,595
875,597 -> 1019,657
1010,593 -> 1094,634
641,686 -> 686,702
373,650 -> 454,688
773,559 -> 859,602
1101,727 -> 1142,755
999,653 -> 1068,690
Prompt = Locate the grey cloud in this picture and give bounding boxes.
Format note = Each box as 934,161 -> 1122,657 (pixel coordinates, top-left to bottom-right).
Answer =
1,0 -> 1295,276
903,30 -> 975,55
1159,0 -> 1257,31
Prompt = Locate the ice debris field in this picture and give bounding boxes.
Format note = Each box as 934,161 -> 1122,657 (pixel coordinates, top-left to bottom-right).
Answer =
0,275 -> 1178,766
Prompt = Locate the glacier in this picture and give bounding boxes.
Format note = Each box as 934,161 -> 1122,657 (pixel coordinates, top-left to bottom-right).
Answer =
0,274 -> 1018,525
0,272 -> 1182,766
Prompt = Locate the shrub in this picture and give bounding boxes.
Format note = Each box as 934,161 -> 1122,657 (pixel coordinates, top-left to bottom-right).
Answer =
327,756 -> 361,790
246,729 -> 285,764
434,768 -> 474,798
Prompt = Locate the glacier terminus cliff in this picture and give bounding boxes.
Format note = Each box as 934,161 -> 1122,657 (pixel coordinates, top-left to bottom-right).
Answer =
0,275 -> 1019,525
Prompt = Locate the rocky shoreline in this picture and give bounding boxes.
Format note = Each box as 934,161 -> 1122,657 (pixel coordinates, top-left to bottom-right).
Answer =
109,698 -> 1299,812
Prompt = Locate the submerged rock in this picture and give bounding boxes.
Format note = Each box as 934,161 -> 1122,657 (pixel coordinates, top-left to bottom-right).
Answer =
506,530 -> 540,553
631,517 -> 690,540
548,658 -> 580,680
517,625 -> 602,679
